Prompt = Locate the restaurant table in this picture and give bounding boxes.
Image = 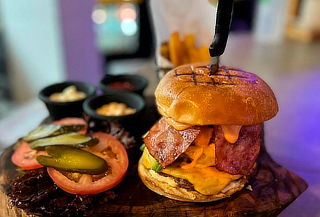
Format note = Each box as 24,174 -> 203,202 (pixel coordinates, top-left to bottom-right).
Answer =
0,33 -> 319,216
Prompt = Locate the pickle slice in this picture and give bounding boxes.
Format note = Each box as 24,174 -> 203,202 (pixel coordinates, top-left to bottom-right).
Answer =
29,133 -> 98,150
23,124 -> 85,142
37,146 -> 107,175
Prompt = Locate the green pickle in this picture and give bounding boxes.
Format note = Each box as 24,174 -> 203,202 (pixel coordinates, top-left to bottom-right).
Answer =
37,146 -> 108,175
23,124 -> 85,142
29,133 -> 98,150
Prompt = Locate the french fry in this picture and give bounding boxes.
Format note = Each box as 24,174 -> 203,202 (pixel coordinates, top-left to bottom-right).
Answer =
160,42 -> 170,61
184,35 -> 195,64
198,46 -> 211,62
189,48 -> 199,63
161,33 -> 210,66
184,34 -> 196,50
183,35 -> 196,64
169,32 -> 182,67
180,41 -> 190,64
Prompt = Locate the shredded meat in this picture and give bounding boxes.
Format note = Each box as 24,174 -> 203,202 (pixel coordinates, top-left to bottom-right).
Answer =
8,168 -> 116,217
7,122 -> 135,217
87,119 -> 136,149
144,118 -> 200,167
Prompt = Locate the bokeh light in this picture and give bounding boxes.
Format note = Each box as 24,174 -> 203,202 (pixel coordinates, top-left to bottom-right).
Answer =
118,3 -> 136,21
121,20 -> 137,36
92,9 -> 107,24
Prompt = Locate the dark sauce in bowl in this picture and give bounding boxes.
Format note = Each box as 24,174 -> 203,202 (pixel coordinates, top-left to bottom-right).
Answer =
100,74 -> 148,96
108,81 -> 134,91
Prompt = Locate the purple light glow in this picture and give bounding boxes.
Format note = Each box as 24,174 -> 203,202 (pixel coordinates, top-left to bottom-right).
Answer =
58,0 -> 103,84
265,68 -> 320,173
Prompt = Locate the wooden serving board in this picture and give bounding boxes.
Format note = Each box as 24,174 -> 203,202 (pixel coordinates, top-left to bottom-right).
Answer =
0,98 -> 308,217
0,143 -> 308,217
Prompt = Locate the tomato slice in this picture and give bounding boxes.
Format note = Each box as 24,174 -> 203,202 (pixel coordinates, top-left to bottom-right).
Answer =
11,141 -> 46,170
52,117 -> 87,134
47,132 -> 129,195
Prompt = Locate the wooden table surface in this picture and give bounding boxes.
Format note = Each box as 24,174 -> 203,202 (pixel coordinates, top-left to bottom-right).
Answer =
0,107 -> 308,217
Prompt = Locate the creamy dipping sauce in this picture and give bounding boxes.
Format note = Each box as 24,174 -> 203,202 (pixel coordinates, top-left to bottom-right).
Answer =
49,86 -> 86,102
96,102 -> 136,116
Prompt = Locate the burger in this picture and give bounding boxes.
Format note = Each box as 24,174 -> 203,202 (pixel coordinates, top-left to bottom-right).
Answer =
138,63 -> 278,202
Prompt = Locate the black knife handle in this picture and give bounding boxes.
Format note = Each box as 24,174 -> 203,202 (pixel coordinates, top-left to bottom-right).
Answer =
209,0 -> 234,57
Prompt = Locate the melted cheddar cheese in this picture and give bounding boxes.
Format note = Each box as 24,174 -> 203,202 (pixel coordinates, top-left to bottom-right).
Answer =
196,144 -> 216,167
181,147 -> 203,169
141,146 -> 240,196
182,127 -> 215,169
194,127 -> 213,147
183,144 -> 216,168
161,167 -> 241,195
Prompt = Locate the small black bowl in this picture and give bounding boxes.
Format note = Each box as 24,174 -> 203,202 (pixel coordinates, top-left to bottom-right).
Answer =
99,74 -> 148,96
39,81 -> 96,120
83,92 -> 145,128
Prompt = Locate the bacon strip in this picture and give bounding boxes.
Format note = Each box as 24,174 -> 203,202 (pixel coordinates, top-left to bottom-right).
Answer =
144,118 -> 200,167
215,124 -> 262,175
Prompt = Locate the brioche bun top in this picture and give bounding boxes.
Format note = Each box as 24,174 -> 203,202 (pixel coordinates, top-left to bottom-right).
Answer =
155,64 -> 278,126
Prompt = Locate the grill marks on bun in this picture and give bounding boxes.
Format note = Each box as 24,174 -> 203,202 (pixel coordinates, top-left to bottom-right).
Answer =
156,64 -> 278,126
173,65 -> 258,87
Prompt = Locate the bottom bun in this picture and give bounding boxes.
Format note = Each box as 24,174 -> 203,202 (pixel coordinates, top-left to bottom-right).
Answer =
138,158 -> 248,202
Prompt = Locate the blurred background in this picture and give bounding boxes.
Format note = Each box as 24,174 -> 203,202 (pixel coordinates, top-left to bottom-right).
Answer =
0,0 -> 319,216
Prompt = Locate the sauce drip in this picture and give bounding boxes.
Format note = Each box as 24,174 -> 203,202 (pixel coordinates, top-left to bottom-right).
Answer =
221,125 -> 242,143
165,118 -> 193,130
